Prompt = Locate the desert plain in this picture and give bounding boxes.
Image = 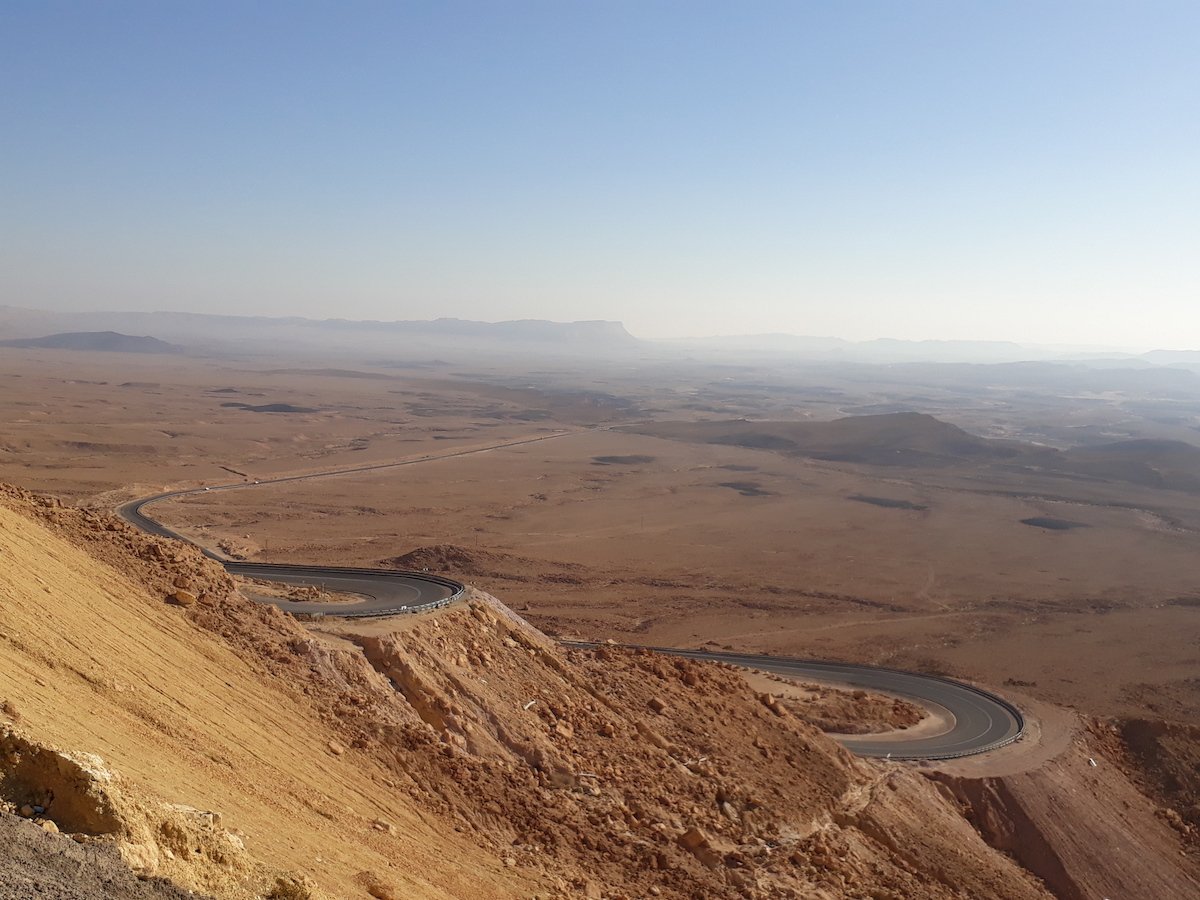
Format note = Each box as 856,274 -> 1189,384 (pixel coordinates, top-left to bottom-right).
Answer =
3,328 -> 1200,898
3,342 -> 1198,730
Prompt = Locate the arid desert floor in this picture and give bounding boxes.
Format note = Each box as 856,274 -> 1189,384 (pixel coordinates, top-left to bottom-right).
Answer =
3,346 -> 1198,730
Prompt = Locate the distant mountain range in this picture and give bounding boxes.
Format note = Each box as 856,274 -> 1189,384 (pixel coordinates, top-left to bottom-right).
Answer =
325,316 -> 636,343
0,331 -> 179,353
0,307 -> 638,357
0,306 -> 1197,367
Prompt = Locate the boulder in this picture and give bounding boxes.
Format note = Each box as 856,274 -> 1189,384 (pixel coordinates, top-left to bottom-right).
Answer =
676,826 -> 722,870
356,870 -> 400,900
169,590 -> 197,607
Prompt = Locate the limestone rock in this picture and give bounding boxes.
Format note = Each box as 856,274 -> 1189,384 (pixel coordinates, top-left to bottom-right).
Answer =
356,870 -> 400,900
169,589 -> 197,607
676,826 -> 722,870
372,818 -> 396,835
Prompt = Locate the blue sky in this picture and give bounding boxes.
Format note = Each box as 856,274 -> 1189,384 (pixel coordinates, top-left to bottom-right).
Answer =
2,1 -> 1198,346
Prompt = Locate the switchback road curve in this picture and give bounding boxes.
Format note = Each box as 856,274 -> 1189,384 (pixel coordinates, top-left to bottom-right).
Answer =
116,433 -> 583,613
564,644 -> 1024,760
116,444 -> 1024,760
117,493 -> 465,615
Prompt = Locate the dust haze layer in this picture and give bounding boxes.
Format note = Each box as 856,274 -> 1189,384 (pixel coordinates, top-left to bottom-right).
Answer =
7,306 -> 1200,368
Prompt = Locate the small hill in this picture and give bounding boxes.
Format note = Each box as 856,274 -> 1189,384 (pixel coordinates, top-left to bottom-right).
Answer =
380,543 -> 587,584
0,331 -> 179,353
630,414 -> 1200,492
628,412 -> 1028,467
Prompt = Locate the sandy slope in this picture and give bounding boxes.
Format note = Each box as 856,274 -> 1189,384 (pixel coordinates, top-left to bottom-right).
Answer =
0,483 -> 1056,898
0,490 -> 522,898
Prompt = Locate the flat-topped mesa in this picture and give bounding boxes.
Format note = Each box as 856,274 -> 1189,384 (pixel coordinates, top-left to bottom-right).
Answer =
404,317 -> 638,345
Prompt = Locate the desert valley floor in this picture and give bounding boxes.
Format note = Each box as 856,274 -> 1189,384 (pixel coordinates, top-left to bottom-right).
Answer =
1,342 -> 1199,897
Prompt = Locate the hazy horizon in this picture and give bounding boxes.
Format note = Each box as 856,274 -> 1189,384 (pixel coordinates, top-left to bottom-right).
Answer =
4,2 -> 1198,347
7,302 -> 1188,356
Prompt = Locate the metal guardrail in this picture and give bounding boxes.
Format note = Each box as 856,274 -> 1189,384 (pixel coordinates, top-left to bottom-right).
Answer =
295,596 -> 462,619
304,600 -> 458,619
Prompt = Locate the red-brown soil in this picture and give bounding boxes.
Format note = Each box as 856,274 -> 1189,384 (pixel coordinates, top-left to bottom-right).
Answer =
148,424 -> 1200,732
1088,717 -> 1200,839
933,738 -> 1200,900
3,349 -> 1200,896
759,678 -> 925,735
0,481 -> 1121,899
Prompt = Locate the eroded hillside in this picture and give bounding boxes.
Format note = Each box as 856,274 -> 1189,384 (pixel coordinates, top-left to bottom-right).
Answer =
0,481 -> 1191,897
0,485 -> 521,899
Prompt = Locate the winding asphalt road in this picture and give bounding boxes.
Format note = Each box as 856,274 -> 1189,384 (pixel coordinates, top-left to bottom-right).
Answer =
116,441 -> 1024,760
116,434 -> 577,614
598,646 -> 1024,760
